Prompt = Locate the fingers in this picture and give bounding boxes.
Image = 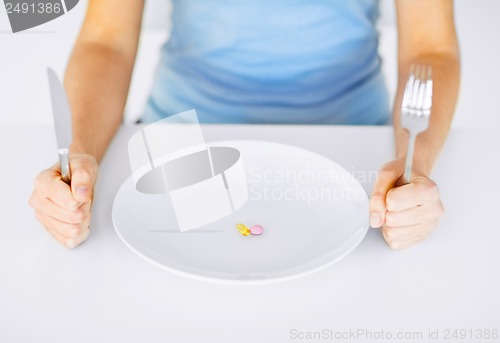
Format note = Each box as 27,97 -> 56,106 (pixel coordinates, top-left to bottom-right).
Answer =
48,227 -> 90,249
381,176 -> 443,249
385,200 -> 444,227
382,220 -> 439,250
70,154 -> 98,203
29,196 -> 91,225
386,177 -> 440,212
34,211 -> 92,248
369,160 -> 403,228
33,168 -> 80,210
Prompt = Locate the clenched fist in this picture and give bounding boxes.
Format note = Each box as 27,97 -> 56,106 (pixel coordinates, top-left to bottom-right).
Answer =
369,158 -> 444,250
29,154 -> 98,248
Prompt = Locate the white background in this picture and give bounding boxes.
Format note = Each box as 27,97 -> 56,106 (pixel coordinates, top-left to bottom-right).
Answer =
0,0 -> 499,127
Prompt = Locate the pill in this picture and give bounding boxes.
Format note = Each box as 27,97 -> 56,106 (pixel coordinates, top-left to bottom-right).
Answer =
236,223 -> 251,236
250,225 -> 264,235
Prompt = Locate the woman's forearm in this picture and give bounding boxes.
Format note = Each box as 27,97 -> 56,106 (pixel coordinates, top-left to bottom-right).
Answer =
64,41 -> 136,163
392,51 -> 460,176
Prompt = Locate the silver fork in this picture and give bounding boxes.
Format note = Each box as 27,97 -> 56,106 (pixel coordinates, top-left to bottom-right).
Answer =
400,64 -> 433,184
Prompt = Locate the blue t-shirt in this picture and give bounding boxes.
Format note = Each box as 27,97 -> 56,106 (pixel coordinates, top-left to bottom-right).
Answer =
142,0 -> 389,124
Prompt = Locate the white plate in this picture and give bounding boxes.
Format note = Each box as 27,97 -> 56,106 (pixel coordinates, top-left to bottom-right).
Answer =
112,140 -> 369,283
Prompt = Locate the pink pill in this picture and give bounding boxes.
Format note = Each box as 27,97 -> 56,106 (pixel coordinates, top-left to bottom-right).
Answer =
250,225 -> 264,235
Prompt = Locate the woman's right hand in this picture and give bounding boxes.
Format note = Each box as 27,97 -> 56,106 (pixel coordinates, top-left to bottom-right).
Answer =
29,154 -> 98,248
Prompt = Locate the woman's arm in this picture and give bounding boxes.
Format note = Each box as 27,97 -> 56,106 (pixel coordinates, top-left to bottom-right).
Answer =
67,0 -> 145,161
369,0 -> 460,249
394,0 -> 460,173
29,0 -> 145,248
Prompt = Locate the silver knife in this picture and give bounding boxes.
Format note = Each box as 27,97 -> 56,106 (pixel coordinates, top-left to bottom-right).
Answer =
47,68 -> 73,184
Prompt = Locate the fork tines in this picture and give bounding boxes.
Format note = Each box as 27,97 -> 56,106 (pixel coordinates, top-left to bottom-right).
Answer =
402,64 -> 433,117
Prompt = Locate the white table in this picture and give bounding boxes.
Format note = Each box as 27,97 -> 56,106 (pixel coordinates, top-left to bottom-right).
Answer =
1,124 -> 499,343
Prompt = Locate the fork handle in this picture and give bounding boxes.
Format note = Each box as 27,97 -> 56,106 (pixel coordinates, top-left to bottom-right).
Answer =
403,131 -> 417,184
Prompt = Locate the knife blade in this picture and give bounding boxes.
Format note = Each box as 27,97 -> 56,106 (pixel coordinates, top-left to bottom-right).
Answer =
47,68 -> 73,184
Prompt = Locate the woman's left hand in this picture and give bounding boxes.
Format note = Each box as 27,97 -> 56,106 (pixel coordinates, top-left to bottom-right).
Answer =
369,158 -> 444,250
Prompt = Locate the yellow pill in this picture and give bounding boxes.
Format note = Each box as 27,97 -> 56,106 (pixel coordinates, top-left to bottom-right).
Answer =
236,223 -> 251,236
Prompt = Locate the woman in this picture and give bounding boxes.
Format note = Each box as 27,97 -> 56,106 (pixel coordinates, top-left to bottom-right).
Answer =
29,0 -> 460,249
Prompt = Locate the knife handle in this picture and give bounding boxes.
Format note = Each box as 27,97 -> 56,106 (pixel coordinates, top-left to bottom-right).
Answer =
58,148 -> 71,184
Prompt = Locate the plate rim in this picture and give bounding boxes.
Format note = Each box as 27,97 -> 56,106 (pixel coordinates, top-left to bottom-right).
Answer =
112,139 -> 369,284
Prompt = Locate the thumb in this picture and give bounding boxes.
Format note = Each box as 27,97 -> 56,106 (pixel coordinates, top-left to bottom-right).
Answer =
69,154 -> 98,202
369,160 -> 402,228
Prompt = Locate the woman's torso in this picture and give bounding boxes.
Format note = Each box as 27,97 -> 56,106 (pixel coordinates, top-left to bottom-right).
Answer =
143,0 -> 389,124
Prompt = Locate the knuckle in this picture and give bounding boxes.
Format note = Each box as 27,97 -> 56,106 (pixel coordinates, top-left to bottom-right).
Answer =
435,201 -> 445,217
389,242 -> 401,250
67,199 -> 79,211
69,224 -> 83,237
387,236 -> 408,250
426,182 -> 439,195
385,235 -> 400,249
33,175 -> 44,190
385,194 -> 397,211
418,179 -> 439,197
385,212 -> 396,227
72,209 -> 85,223
66,229 -> 90,249
65,239 -> 78,249
34,210 -> 44,223
383,228 -> 395,241
84,211 -> 92,224
28,194 -> 36,209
